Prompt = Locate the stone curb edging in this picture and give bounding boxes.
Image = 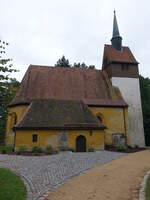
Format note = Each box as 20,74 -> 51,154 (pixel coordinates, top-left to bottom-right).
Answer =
139,169 -> 150,200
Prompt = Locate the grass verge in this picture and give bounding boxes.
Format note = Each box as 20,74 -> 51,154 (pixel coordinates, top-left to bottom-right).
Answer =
0,168 -> 26,200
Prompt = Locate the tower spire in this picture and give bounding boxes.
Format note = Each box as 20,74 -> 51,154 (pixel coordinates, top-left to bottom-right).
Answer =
111,11 -> 122,51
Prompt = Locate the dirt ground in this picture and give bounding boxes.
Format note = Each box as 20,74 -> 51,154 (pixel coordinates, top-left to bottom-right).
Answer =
47,150 -> 150,200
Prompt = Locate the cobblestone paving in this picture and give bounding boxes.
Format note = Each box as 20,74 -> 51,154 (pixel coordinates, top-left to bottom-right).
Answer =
0,151 -> 127,200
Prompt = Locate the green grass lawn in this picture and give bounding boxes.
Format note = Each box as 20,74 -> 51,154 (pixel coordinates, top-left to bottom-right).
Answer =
146,176 -> 150,200
0,168 -> 26,200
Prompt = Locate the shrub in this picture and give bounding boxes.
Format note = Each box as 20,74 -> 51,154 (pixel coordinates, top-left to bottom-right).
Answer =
134,144 -> 139,149
59,146 -> 74,152
0,145 -> 14,154
116,144 -> 127,152
31,146 -> 42,153
45,145 -> 53,154
18,145 -> 28,154
104,144 -> 113,150
5,145 -> 13,154
0,146 -> 6,154
88,147 -> 95,152
52,149 -> 59,154
68,148 -> 74,152
127,144 -> 133,149
59,146 -> 69,151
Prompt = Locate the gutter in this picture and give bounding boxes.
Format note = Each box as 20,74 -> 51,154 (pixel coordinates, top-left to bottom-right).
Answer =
13,126 -> 106,131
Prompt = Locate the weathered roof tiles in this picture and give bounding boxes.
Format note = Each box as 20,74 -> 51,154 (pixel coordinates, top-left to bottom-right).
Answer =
10,65 -> 127,107
103,45 -> 138,65
15,99 -> 105,130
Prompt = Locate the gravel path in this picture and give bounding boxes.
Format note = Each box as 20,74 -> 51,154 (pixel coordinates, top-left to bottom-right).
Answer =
47,150 -> 150,200
0,151 -> 127,200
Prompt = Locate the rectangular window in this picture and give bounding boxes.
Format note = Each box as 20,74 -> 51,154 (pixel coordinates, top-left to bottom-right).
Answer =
32,134 -> 38,142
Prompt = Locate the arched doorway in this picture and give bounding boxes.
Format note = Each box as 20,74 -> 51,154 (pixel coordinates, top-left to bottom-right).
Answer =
76,135 -> 86,152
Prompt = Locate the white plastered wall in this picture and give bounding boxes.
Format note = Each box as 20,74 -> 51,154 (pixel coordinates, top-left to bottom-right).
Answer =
111,77 -> 145,147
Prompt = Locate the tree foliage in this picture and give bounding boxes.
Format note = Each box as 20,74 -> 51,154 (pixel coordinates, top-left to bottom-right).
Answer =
139,75 -> 150,146
73,62 -> 95,69
55,56 -> 71,67
0,41 -> 17,84
55,56 -> 95,69
0,40 -> 19,144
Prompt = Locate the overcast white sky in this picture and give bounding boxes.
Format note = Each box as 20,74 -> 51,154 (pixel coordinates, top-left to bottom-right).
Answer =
1,0 -> 150,81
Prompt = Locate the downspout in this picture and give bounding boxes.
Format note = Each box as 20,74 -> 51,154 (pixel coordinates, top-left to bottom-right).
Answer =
13,113 -> 17,152
123,107 -> 127,145
13,129 -> 16,152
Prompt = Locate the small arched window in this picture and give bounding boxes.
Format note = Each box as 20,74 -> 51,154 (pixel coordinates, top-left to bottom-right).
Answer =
32,134 -> 38,142
97,115 -> 103,124
14,114 -> 17,125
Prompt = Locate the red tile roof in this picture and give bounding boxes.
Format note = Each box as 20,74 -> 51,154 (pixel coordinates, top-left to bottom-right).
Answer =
10,65 -> 127,107
104,44 -> 138,64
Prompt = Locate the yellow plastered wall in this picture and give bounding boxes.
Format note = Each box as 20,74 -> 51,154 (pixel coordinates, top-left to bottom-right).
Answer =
5,104 -> 128,149
68,130 -> 104,151
89,106 -> 129,145
15,130 -> 104,151
5,105 -> 29,145
124,107 -> 129,144
15,130 -> 59,150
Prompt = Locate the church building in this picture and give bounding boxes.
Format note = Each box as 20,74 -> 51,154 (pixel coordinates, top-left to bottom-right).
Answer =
5,12 -> 145,152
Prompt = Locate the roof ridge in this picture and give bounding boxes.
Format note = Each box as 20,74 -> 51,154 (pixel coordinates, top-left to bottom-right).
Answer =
29,64 -> 54,69
29,64 -> 101,71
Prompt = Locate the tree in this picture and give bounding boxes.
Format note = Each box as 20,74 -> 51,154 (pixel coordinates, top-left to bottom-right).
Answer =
139,75 -> 150,146
55,56 -> 95,69
73,62 -> 95,69
55,56 -> 71,67
0,78 -> 19,144
88,65 -> 95,69
73,62 -> 87,69
0,40 -> 19,144
0,41 -> 18,84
